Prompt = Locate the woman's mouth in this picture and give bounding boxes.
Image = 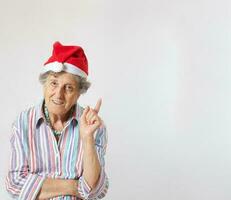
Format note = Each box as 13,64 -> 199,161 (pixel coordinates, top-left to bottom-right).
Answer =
52,99 -> 64,105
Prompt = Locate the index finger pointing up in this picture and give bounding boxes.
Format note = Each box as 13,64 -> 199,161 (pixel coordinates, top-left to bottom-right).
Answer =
94,98 -> 102,113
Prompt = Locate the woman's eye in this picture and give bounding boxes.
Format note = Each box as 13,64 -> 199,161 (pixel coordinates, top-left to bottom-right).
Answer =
50,81 -> 58,87
65,85 -> 74,92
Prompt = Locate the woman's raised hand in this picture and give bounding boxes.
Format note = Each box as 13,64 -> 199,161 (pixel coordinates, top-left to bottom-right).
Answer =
80,99 -> 102,140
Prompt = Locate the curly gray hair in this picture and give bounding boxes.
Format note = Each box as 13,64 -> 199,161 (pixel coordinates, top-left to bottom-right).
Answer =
39,71 -> 91,94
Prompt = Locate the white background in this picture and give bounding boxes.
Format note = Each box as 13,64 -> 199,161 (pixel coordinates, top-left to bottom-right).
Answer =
1,0 -> 231,199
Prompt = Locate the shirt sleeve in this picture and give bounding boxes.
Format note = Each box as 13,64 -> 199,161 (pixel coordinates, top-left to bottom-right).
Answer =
77,123 -> 109,199
5,125 -> 45,200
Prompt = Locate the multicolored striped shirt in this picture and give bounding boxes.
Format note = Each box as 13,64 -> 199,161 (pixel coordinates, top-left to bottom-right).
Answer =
5,101 -> 109,200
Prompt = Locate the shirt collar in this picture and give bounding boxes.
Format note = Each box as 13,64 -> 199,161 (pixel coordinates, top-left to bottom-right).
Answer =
35,100 -> 84,127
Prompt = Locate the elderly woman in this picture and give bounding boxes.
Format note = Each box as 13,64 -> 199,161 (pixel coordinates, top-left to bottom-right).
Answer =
5,42 -> 109,200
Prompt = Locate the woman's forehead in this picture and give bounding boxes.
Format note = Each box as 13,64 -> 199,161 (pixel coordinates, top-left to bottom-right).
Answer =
48,72 -> 77,83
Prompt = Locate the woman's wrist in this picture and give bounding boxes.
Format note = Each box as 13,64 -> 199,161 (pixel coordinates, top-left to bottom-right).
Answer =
40,178 -> 78,197
63,179 -> 78,196
82,135 -> 95,145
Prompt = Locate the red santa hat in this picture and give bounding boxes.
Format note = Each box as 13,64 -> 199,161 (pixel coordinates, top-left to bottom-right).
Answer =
42,41 -> 88,78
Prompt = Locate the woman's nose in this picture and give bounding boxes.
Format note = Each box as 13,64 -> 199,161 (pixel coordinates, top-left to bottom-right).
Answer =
55,86 -> 64,98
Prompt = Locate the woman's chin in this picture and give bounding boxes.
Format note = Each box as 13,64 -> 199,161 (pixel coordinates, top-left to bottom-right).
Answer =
48,106 -> 67,116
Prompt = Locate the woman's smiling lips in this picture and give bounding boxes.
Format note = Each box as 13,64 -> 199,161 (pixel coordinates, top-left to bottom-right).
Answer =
52,99 -> 64,105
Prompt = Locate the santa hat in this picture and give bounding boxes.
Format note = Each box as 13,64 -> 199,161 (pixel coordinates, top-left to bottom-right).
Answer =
42,41 -> 88,78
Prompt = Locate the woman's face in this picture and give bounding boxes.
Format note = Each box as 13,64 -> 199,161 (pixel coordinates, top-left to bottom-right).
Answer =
43,72 -> 80,117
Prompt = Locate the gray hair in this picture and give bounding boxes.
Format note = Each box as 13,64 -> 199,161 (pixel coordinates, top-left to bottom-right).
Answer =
39,71 -> 91,94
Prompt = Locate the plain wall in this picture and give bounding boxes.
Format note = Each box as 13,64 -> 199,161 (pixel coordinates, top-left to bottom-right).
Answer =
1,0 -> 231,199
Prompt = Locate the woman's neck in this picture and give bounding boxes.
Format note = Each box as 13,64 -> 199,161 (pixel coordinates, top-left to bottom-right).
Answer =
44,105 -> 72,131
49,113 -> 67,125
49,114 -> 66,131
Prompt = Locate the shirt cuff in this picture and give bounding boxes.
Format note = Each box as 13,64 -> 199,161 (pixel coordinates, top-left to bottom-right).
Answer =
78,169 -> 109,199
18,173 -> 45,200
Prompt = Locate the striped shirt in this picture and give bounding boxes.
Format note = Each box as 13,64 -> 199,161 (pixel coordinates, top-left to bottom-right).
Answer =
5,101 -> 109,200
